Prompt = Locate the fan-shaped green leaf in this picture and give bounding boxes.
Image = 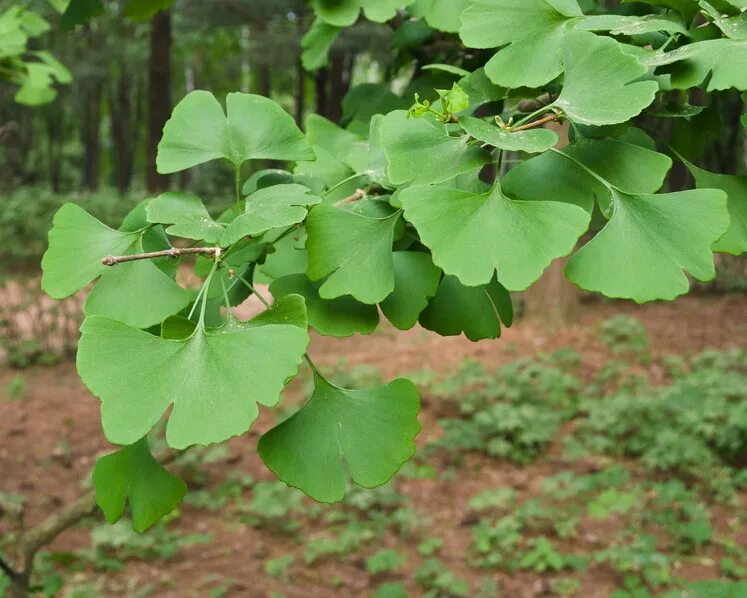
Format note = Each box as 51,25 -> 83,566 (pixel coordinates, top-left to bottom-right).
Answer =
296,145 -> 350,185
124,0 -> 172,20
157,91 -> 313,174
699,1 -> 747,40
684,161 -> 747,255
147,192 -> 224,243
519,136 -> 671,210
649,40 -> 747,90
61,0 -> 103,29
258,373 -> 420,503
380,252 -> 442,330
554,32 -> 658,125
460,0 -> 582,88
504,137 -> 672,214
380,110 -> 490,185
41,203 -> 136,299
302,17 -> 341,70
576,13 -> 688,36
92,437 -> 186,533
77,316 -> 309,449
270,274 -> 379,337
306,204 -> 399,303
565,189 -> 730,302
419,275 -> 513,341
306,114 -> 370,172
221,184 -> 322,245
460,115 -> 559,153
409,0 -> 470,33
400,181 -> 590,289
84,244 -> 192,329
311,0 -> 415,26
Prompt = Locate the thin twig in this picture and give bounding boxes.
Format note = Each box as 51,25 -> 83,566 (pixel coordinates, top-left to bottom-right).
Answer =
0,555 -> 19,582
101,246 -> 221,266
4,450 -> 181,595
334,188 -> 366,207
509,113 -> 560,132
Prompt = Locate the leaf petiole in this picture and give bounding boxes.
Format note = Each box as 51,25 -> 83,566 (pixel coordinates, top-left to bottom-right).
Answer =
229,268 -> 272,309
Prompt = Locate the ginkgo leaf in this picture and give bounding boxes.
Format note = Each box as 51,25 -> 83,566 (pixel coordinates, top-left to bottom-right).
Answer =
124,0 -> 172,20
553,32 -> 658,125
270,274 -> 379,337
649,39 -> 747,90
699,0 -> 747,40
503,137 -> 672,213
92,437 -> 186,533
366,114 -> 391,187
457,68 -> 506,114
459,0 -> 582,88
306,203 -> 399,303
576,13 -> 688,36
295,144 -> 359,192
306,114 -> 369,171
302,17 -> 341,70
342,83 -> 409,124
157,91 -> 314,174
409,0 -> 470,32
380,252 -> 441,330
77,316 -> 309,449
311,0 -> 415,26
565,189 -> 730,302
221,184 -> 322,245
61,0 -> 103,29
258,372 -> 420,503
502,148 -> 603,212
460,115 -> 559,153
259,233 -> 308,281
84,244 -> 192,329
41,203 -> 137,299
240,294 -> 308,329
419,275 -> 513,341
684,161 -> 747,255
400,181 -> 590,289
146,192 -> 224,243
380,111 -> 490,185
162,294 -> 308,339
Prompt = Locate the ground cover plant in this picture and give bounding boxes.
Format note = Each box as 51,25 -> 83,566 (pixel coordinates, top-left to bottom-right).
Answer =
2,315 -> 746,596
1,0 -> 747,595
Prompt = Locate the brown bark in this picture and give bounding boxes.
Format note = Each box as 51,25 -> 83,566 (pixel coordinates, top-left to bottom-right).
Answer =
522,121 -> 581,324
327,50 -> 352,123
79,80 -> 103,191
315,67 -> 328,118
295,58 -> 306,126
146,10 -> 172,193
110,65 -> 136,194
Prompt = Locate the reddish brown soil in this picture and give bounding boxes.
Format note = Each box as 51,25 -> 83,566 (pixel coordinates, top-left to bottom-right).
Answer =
1,294 -> 746,597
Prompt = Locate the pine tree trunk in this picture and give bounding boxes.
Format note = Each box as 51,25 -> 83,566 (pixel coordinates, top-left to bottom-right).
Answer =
110,66 -> 135,194
146,10 -> 172,193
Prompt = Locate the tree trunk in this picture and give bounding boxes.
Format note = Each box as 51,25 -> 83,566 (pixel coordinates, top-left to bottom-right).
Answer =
79,78 -> 102,191
146,9 -> 172,193
110,66 -> 135,194
327,50 -> 352,123
46,103 -> 63,193
315,67 -> 328,118
522,121 -> 581,325
294,18 -> 306,127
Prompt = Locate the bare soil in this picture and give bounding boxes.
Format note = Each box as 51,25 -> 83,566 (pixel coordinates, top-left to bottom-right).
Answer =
1,294 -> 745,597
